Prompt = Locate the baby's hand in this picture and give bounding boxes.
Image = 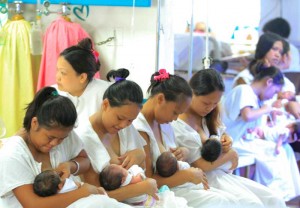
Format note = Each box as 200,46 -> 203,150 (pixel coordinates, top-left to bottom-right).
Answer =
253,127 -> 264,138
246,127 -> 263,139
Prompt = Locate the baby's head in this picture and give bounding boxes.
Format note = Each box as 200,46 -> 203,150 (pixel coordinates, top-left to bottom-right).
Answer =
201,137 -> 222,163
291,121 -> 300,140
33,170 -> 62,197
278,91 -> 294,101
156,151 -> 178,177
99,164 -> 127,191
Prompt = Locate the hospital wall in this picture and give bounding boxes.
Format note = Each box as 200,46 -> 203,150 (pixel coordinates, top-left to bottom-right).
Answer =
33,1 -> 174,96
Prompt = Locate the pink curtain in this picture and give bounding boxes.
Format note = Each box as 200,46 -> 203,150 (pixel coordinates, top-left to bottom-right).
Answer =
37,17 -> 99,91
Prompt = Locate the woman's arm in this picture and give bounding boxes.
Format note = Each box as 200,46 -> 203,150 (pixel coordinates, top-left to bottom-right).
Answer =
151,168 -> 206,188
241,105 -> 272,122
55,150 -> 90,179
13,183 -> 100,208
191,149 -> 239,172
71,149 -> 91,175
107,178 -> 158,201
84,164 -> 159,202
82,164 -> 101,186
139,131 -> 205,189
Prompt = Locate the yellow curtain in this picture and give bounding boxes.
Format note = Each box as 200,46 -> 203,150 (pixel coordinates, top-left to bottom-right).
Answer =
0,19 -> 34,137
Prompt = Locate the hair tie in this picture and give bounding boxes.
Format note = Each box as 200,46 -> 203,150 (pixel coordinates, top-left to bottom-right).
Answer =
154,69 -> 170,82
273,74 -> 284,85
115,77 -> 125,82
51,91 -> 59,96
92,50 -> 99,63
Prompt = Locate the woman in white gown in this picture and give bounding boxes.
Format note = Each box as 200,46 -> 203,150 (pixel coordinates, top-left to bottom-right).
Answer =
231,34 -> 300,187
222,64 -> 300,201
231,32 -> 300,198
75,72 -> 189,207
133,69 -> 244,208
0,87 -> 130,208
232,33 -> 300,119
55,41 -> 145,169
172,69 -> 287,207
54,38 -> 111,132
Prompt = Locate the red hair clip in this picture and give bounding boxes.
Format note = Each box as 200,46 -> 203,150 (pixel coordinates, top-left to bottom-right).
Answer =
92,50 -> 99,63
154,69 -> 170,82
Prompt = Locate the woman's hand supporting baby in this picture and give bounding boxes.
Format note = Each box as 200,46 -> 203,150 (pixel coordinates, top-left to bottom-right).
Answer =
185,167 -> 209,190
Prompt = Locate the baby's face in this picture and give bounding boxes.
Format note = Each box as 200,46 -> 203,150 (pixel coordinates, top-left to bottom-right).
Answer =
279,91 -> 294,100
286,123 -> 298,135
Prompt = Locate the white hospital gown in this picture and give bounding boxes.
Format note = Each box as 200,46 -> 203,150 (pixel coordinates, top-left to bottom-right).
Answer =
0,133 -> 130,208
121,165 -> 150,205
133,113 -> 242,208
78,121 -> 146,174
232,68 -> 254,88
232,68 -> 295,108
78,121 -> 189,208
55,78 -> 111,134
232,68 -> 296,93
221,84 -> 299,201
172,119 -> 286,208
59,178 -> 79,193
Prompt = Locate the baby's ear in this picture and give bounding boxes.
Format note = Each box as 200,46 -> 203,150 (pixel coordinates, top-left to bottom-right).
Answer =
58,182 -> 64,190
121,176 -> 126,184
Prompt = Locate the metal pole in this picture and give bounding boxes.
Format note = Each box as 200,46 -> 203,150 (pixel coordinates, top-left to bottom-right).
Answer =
187,0 -> 194,79
155,0 -> 161,72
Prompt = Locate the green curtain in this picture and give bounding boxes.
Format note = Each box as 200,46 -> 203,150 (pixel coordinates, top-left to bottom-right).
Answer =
0,19 -> 34,137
